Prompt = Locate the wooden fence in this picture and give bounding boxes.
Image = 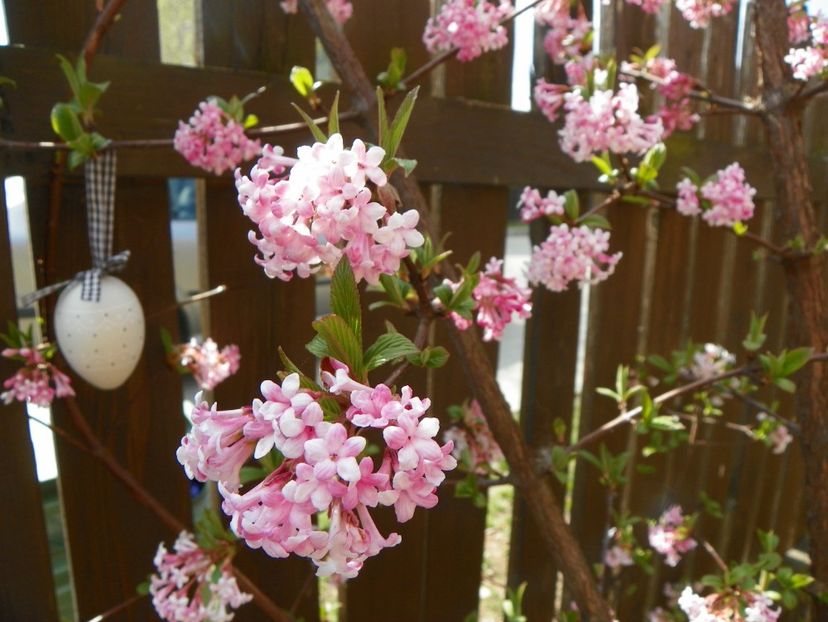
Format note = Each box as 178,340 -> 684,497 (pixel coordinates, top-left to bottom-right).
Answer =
0,1 -> 825,620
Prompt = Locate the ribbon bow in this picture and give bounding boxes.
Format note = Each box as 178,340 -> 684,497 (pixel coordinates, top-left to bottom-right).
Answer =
21,150 -> 129,306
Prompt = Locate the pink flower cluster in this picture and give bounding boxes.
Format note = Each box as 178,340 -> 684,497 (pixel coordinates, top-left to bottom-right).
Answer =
678,587 -> 781,622
177,365 -> 455,578
689,343 -> 736,381
171,338 -> 241,391
1,347 -> 74,407
174,100 -> 262,176
648,505 -> 697,567
443,399 -> 504,475
676,163 -> 756,228
559,84 -> 664,162
279,0 -> 353,24
633,57 -> 700,135
236,135 -> 424,284
150,531 -> 252,622
604,527 -> 635,569
422,0 -> 514,62
442,258 -> 533,342
517,186 -> 566,222
533,79 -> 569,123
527,224 -> 623,292
535,1 -> 592,65
625,0 -> 668,15
784,10 -> 828,80
675,0 -> 735,29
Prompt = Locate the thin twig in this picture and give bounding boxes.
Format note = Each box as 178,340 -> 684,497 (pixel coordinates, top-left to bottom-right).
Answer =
26,412 -> 91,454
798,80 -> 828,102
568,353 -> 828,452
82,0 -> 130,66
702,539 -> 729,574
85,593 -> 143,622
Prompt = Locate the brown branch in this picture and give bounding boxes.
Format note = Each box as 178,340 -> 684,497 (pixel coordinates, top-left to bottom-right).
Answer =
26,412 -> 92,455
569,353 -> 828,452
702,540 -> 729,574
798,79 -> 828,102
84,593 -> 143,622
620,67 -> 762,114
0,111 -> 361,154
82,0 -> 130,67
297,1 -> 614,618
60,395 -> 291,622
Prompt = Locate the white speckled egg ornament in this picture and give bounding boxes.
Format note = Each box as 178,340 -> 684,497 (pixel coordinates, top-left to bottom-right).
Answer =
54,276 -> 145,390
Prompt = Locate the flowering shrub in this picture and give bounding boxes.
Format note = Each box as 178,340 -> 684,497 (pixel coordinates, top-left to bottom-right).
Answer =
149,527 -> 251,622
235,133 -> 423,284
676,163 -> 757,228
166,336 -> 241,391
422,0 -> 514,62
784,5 -> 828,80
174,97 -> 262,175
1,324 -> 73,406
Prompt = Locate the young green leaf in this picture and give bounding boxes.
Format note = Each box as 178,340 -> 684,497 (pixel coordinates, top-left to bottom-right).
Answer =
328,91 -> 341,136
312,315 -> 365,378
364,332 -> 420,370
290,66 -> 315,98
384,86 -> 419,162
291,104 -> 328,143
330,257 -> 362,344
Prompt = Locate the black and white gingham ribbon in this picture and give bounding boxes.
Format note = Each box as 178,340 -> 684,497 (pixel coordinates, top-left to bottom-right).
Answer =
82,150 -> 118,301
21,150 -> 128,306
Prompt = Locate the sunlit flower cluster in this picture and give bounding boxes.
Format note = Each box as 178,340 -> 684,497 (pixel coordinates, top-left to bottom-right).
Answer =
235,135 -> 424,284
675,0 -> 735,29
174,100 -> 262,176
627,56 -> 700,135
604,527 -> 635,569
150,531 -> 251,622
443,399 -> 504,475
626,0 -> 668,15
784,9 -> 828,80
676,163 -> 756,228
533,79 -> 569,123
559,84 -> 664,162
170,338 -> 241,392
678,586 -> 781,622
517,186 -> 566,222
1,346 -> 74,407
177,364 -> 455,579
423,0 -> 514,62
648,505 -> 697,567
527,224 -> 623,292
689,343 -> 736,381
279,0 -> 353,24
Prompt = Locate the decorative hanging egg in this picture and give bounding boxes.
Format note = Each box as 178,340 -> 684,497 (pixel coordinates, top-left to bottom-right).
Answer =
54,276 -> 146,390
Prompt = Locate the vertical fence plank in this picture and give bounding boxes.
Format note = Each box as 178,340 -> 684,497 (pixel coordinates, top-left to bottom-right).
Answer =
0,185 -> 60,621
203,178 -> 320,622
24,176 -> 192,621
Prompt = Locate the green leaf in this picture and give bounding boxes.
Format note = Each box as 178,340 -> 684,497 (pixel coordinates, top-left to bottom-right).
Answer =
743,311 -> 768,352
579,214 -> 611,229
650,415 -> 685,431
50,103 -> 84,142
277,347 -> 321,390
590,154 -> 614,176
306,334 -> 330,359
377,47 -> 408,90
56,54 -> 82,100
312,314 -> 365,378
782,346 -> 813,376
328,91 -> 341,136
774,377 -> 796,393
733,221 -> 748,236
330,257 -> 362,344
408,345 -> 449,369
291,103 -> 328,143
159,327 -> 175,355
136,580 -> 150,596
239,465 -> 270,485
563,190 -> 580,220
364,332 -> 420,370
290,66 -> 315,98
391,157 -> 418,176
383,86 -> 419,161
376,86 -> 389,153
67,149 -> 88,170
243,113 -> 259,129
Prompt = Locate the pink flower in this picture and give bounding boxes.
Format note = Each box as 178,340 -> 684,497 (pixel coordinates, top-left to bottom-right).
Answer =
788,3 -> 811,44
444,400 -> 503,475
280,0 -> 353,24
689,343 -> 735,380
176,395 -> 260,492
150,531 -> 251,622
423,0 -> 514,62
634,57 -> 700,135
648,505 -> 697,566
785,45 -> 827,80
472,258 -> 532,341
676,164 -> 756,227
171,338 -> 240,391
675,0 -> 735,28
533,79 -> 569,123
767,424 -> 793,455
1,346 -> 74,407
236,133 -> 423,284
174,100 -> 261,175
517,186 -> 566,222
625,0 -> 668,14
559,84 -> 664,162
745,593 -> 782,622
676,178 -> 701,216
527,224 -> 622,292
384,412 -> 445,471
542,13 -> 592,65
